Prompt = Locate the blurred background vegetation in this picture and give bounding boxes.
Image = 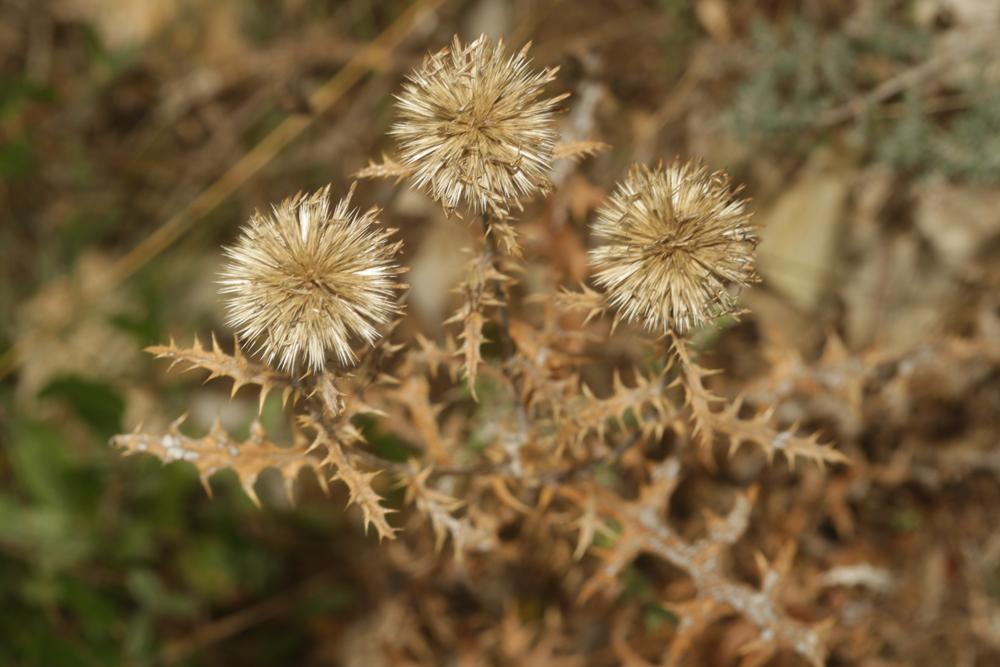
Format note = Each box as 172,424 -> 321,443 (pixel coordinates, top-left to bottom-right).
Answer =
1,0 -> 999,665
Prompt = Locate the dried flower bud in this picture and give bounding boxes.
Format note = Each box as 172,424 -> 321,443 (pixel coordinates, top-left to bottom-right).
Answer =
219,185 -> 403,372
589,162 -> 758,334
391,35 -> 566,219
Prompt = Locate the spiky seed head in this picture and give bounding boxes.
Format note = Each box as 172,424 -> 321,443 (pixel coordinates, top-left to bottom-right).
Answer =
391,35 -> 566,219
589,162 -> 758,334
219,185 -> 403,373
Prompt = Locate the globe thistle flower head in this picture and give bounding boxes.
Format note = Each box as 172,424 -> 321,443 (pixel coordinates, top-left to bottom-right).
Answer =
391,35 -> 567,219
219,185 -> 403,373
589,162 -> 758,334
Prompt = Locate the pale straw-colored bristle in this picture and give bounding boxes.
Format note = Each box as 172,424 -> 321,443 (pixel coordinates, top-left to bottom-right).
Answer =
589,161 -> 758,334
219,185 -> 403,373
391,35 -> 566,219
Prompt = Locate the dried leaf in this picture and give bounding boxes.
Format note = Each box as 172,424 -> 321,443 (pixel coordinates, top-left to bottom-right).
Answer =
318,426 -> 397,541
553,139 -> 610,161
487,221 -> 523,258
405,333 -> 460,382
456,310 -> 486,400
554,285 -> 607,324
581,459 -> 828,666
112,416 -> 327,506
572,371 -> 680,446
672,335 -> 847,467
717,398 -> 849,468
353,153 -> 413,181
147,335 -> 290,412
572,492 -> 614,560
445,254 -> 507,400
402,466 -> 495,557
387,376 -> 450,464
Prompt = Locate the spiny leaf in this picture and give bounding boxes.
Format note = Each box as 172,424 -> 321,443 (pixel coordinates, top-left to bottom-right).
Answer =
401,466 -> 494,557
554,284 -> 607,324
310,371 -> 345,419
671,334 -> 846,468
571,492 -> 615,561
112,416 -> 327,506
353,153 -> 413,181
571,371 -> 680,445
386,376 -> 450,464
405,333 -> 460,382
553,139 -> 610,161
445,254 -> 507,400
457,310 -> 486,401
146,335 -> 290,412
580,459 -> 828,666
486,221 -> 523,258
717,398 -> 849,468
670,333 -> 724,455
318,427 -> 397,541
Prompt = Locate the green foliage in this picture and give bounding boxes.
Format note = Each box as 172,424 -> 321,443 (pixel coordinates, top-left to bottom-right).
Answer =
933,80 -> 1000,181
0,381 -> 361,665
727,14 -> 1000,182
727,17 -> 875,144
39,376 -> 125,440
0,136 -> 38,179
873,90 -> 933,172
0,76 -> 54,118
656,0 -> 700,82
643,603 -> 680,631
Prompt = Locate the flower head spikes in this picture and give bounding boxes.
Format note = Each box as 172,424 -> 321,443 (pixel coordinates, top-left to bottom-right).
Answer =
589,162 -> 758,334
220,185 -> 403,373
391,35 -> 567,219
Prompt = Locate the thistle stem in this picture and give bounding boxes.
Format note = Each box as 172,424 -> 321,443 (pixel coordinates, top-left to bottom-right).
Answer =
480,214 -> 517,362
669,329 -> 727,469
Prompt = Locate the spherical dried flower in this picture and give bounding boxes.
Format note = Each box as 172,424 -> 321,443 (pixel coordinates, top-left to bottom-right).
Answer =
391,35 -> 566,219
219,185 -> 403,373
589,162 -> 758,334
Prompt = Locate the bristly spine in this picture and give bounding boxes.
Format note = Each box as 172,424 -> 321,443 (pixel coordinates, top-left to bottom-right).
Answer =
589,161 -> 759,334
219,184 -> 404,373
391,35 -> 567,219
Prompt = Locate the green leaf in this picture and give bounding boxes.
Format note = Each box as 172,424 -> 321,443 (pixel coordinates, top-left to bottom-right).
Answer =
126,569 -> 198,617
39,376 -> 124,440
0,75 -> 54,118
643,604 -> 680,631
0,136 -> 37,179
7,419 -> 74,507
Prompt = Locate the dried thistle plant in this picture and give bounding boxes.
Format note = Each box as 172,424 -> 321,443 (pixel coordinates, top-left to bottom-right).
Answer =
219,184 -> 403,373
589,161 -> 758,334
391,35 -> 567,218
111,35 -> 858,667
